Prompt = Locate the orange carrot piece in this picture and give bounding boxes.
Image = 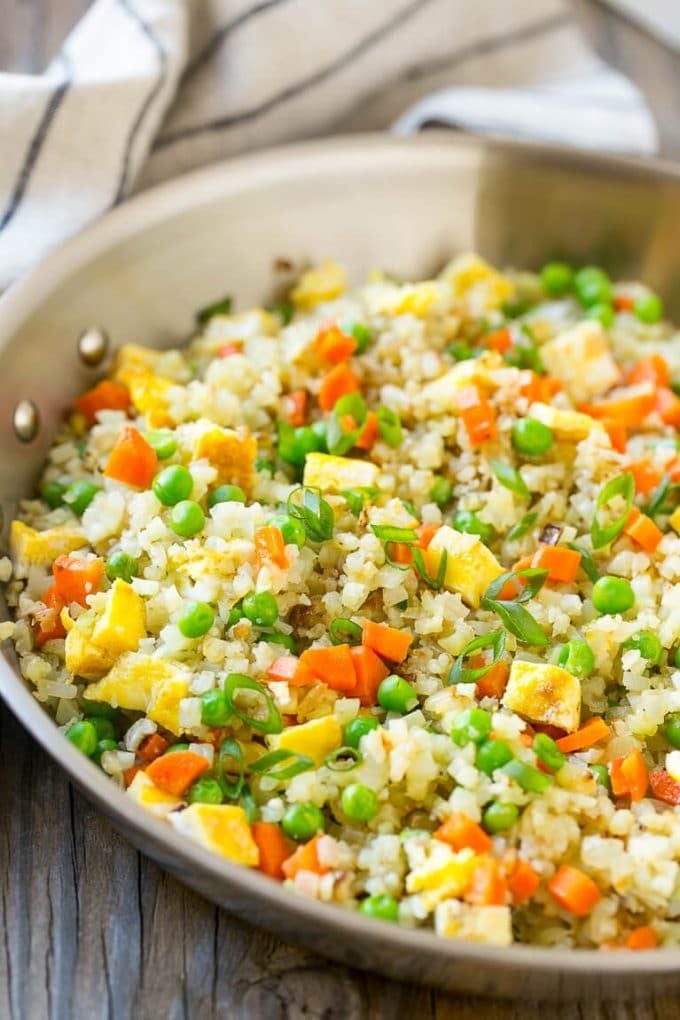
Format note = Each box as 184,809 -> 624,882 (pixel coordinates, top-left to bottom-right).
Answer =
52,554 -> 104,606
465,856 -> 508,906
602,419 -> 627,454
656,386 -> 680,427
388,542 -> 414,566
281,833 -> 328,879
298,644 -> 357,692
362,619 -> 413,663
628,354 -> 670,388
355,410 -> 379,451
457,386 -> 498,446
508,859 -> 541,905
628,460 -> 662,496
555,717 -> 610,753
581,386 -> 655,427
519,371 -> 562,404
252,822 -> 292,880
254,525 -> 288,569
497,558 -> 531,601
476,660 -> 510,700
649,767 -> 680,805
218,341 -> 242,358
314,323 -> 357,364
620,748 -> 648,802
282,389 -> 307,427
532,545 -> 581,584
318,363 -> 360,412
33,583 -> 67,644
103,426 -> 157,489
548,865 -> 601,916
614,293 -> 635,312
123,765 -> 142,788
74,380 -> 131,425
434,813 -> 492,855
485,327 -> 512,353
349,645 -> 389,706
137,733 -> 170,764
266,655 -> 302,684
416,523 -> 439,550
625,926 -> 658,950
623,508 -> 663,553
145,750 -> 210,796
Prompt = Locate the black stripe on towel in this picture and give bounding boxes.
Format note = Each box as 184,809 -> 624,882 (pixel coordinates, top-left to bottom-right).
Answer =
181,0 -> 293,84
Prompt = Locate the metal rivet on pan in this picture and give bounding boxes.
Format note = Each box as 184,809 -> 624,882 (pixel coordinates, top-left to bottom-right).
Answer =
13,400 -> 40,443
77,326 -> 109,366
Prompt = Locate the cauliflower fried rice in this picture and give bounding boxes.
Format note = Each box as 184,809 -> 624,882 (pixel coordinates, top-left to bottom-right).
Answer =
6,253 -> 680,950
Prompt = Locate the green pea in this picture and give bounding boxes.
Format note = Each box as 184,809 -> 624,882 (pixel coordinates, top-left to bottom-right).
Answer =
557,638 -> 595,678
590,764 -> 611,791
242,591 -> 278,627
178,601 -> 215,638
188,778 -> 224,805
256,458 -> 276,475
281,802 -> 325,842
41,480 -> 67,509
475,739 -> 513,776
447,341 -> 476,362
66,720 -> 98,757
200,689 -> 231,727
540,261 -> 574,296
503,759 -> 554,793
452,509 -> 495,546
592,575 -> 635,615
91,717 -> 115,742
344,716 -> 380,749
153,465 -> 193,506
622,631 -> 662,666
586,303 -> 614,328
377,675 -> 418,714
145,430 -> 177,460
169,500 -> 205,537
358,894 -> 399,922
634,293 -> 663,324
347,321 -> 372,354
311,420 -> 328,452
93,738 -> 118,764
341,783 -> 378,822
483,800 -> 519,833
664,714 -> 680,750
574,266 -> 612,308
430,476 -> 453,508
268,514 -> 306,548
63,480 -> 101,515
511,418 -> 554,457
81,700 -> 118,720
278,424 -> 324,467
533,732 -> 566,771
451,708 -> 491,747
105,550 -> 138,583
208,484 -> 246,508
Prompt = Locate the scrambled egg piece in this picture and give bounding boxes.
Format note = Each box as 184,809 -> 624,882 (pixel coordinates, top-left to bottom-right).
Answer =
127,771 -> 182,818
539,321 -> 620,403
268,715 -> 342,767
503,660 -> 581,733
439,253 -> 513,311
65,618 -> 116,680
92,579 -> 146,657
169,804 -> 260,866
420,352 -> 501,415
147,672 -> 191,735
528,402 -> 604,443
434,901 -> 513,945
114,344 -> 175,427
406,847 -> 478,909
422,526 -> 503,608
670,507 -> 680,535
10,521 -> 85,568
393,282 -> 442,317
85,654 -> 187,711
303,452 -> 379,493
113,344 -> 161,383
194,427 -> 256,493
291,261 -> 347,310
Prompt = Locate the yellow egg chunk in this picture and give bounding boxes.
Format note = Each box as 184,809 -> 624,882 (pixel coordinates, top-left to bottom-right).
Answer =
670,507 -> 680,534
147,672 -> 191,735
10,521 -> 85,568
126,771 -> 183,818
268,715 -> 342,767
302,452 -> 379,493
528,402 -> 604,443
420,352 -> 501,415
435,902 -> 513,946
169,804 -> 260,866
85,654 -> 185,711
394,282 -> 442,317
291,261 -> 347,310
126,372 -> 174,427
91,579 -> 146,657
422,526 -> 503,608
65,618 -> 116,680
406,848 -> 477,909
503,660 -> 581,733
439,253 -> 513,310
539,321 -> 620,403
194,427 -> 256,493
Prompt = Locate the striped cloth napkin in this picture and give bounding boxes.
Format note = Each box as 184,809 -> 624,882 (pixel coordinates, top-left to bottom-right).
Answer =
0,0 -> 667,289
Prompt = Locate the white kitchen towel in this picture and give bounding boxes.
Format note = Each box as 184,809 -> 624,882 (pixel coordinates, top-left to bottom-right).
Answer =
0,0 -> 666,289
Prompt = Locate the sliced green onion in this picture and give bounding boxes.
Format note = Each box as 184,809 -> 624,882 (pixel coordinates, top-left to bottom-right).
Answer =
490,459 -> 529,498
507,512 -> 538,541
371,525 -> 417,543
448,629 -> 506,684
481,569 -> 549,646
329,618 -> 363,646
324,746 -> 363,772
376,406 -> 403,447
412,547 -> 447,590
503,758 -> 554,793
484,567 -> 548,605
287,486 -> 335,542
216,738 -> 245,799
383,541 -> 413,571
341,486 -> 379,516
250,748 -> 314,780
334,392 -> 367,425
567,542 -> 600,582
239,781 -> 259,822
223,674 -> 283,734
591,472 -> 634,550
196,294 -> 232,325
644,476 -> 680,519
326,393 -> 367,455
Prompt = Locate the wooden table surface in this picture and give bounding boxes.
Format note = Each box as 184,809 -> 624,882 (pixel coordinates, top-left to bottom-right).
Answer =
3,2 -> 680,1017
